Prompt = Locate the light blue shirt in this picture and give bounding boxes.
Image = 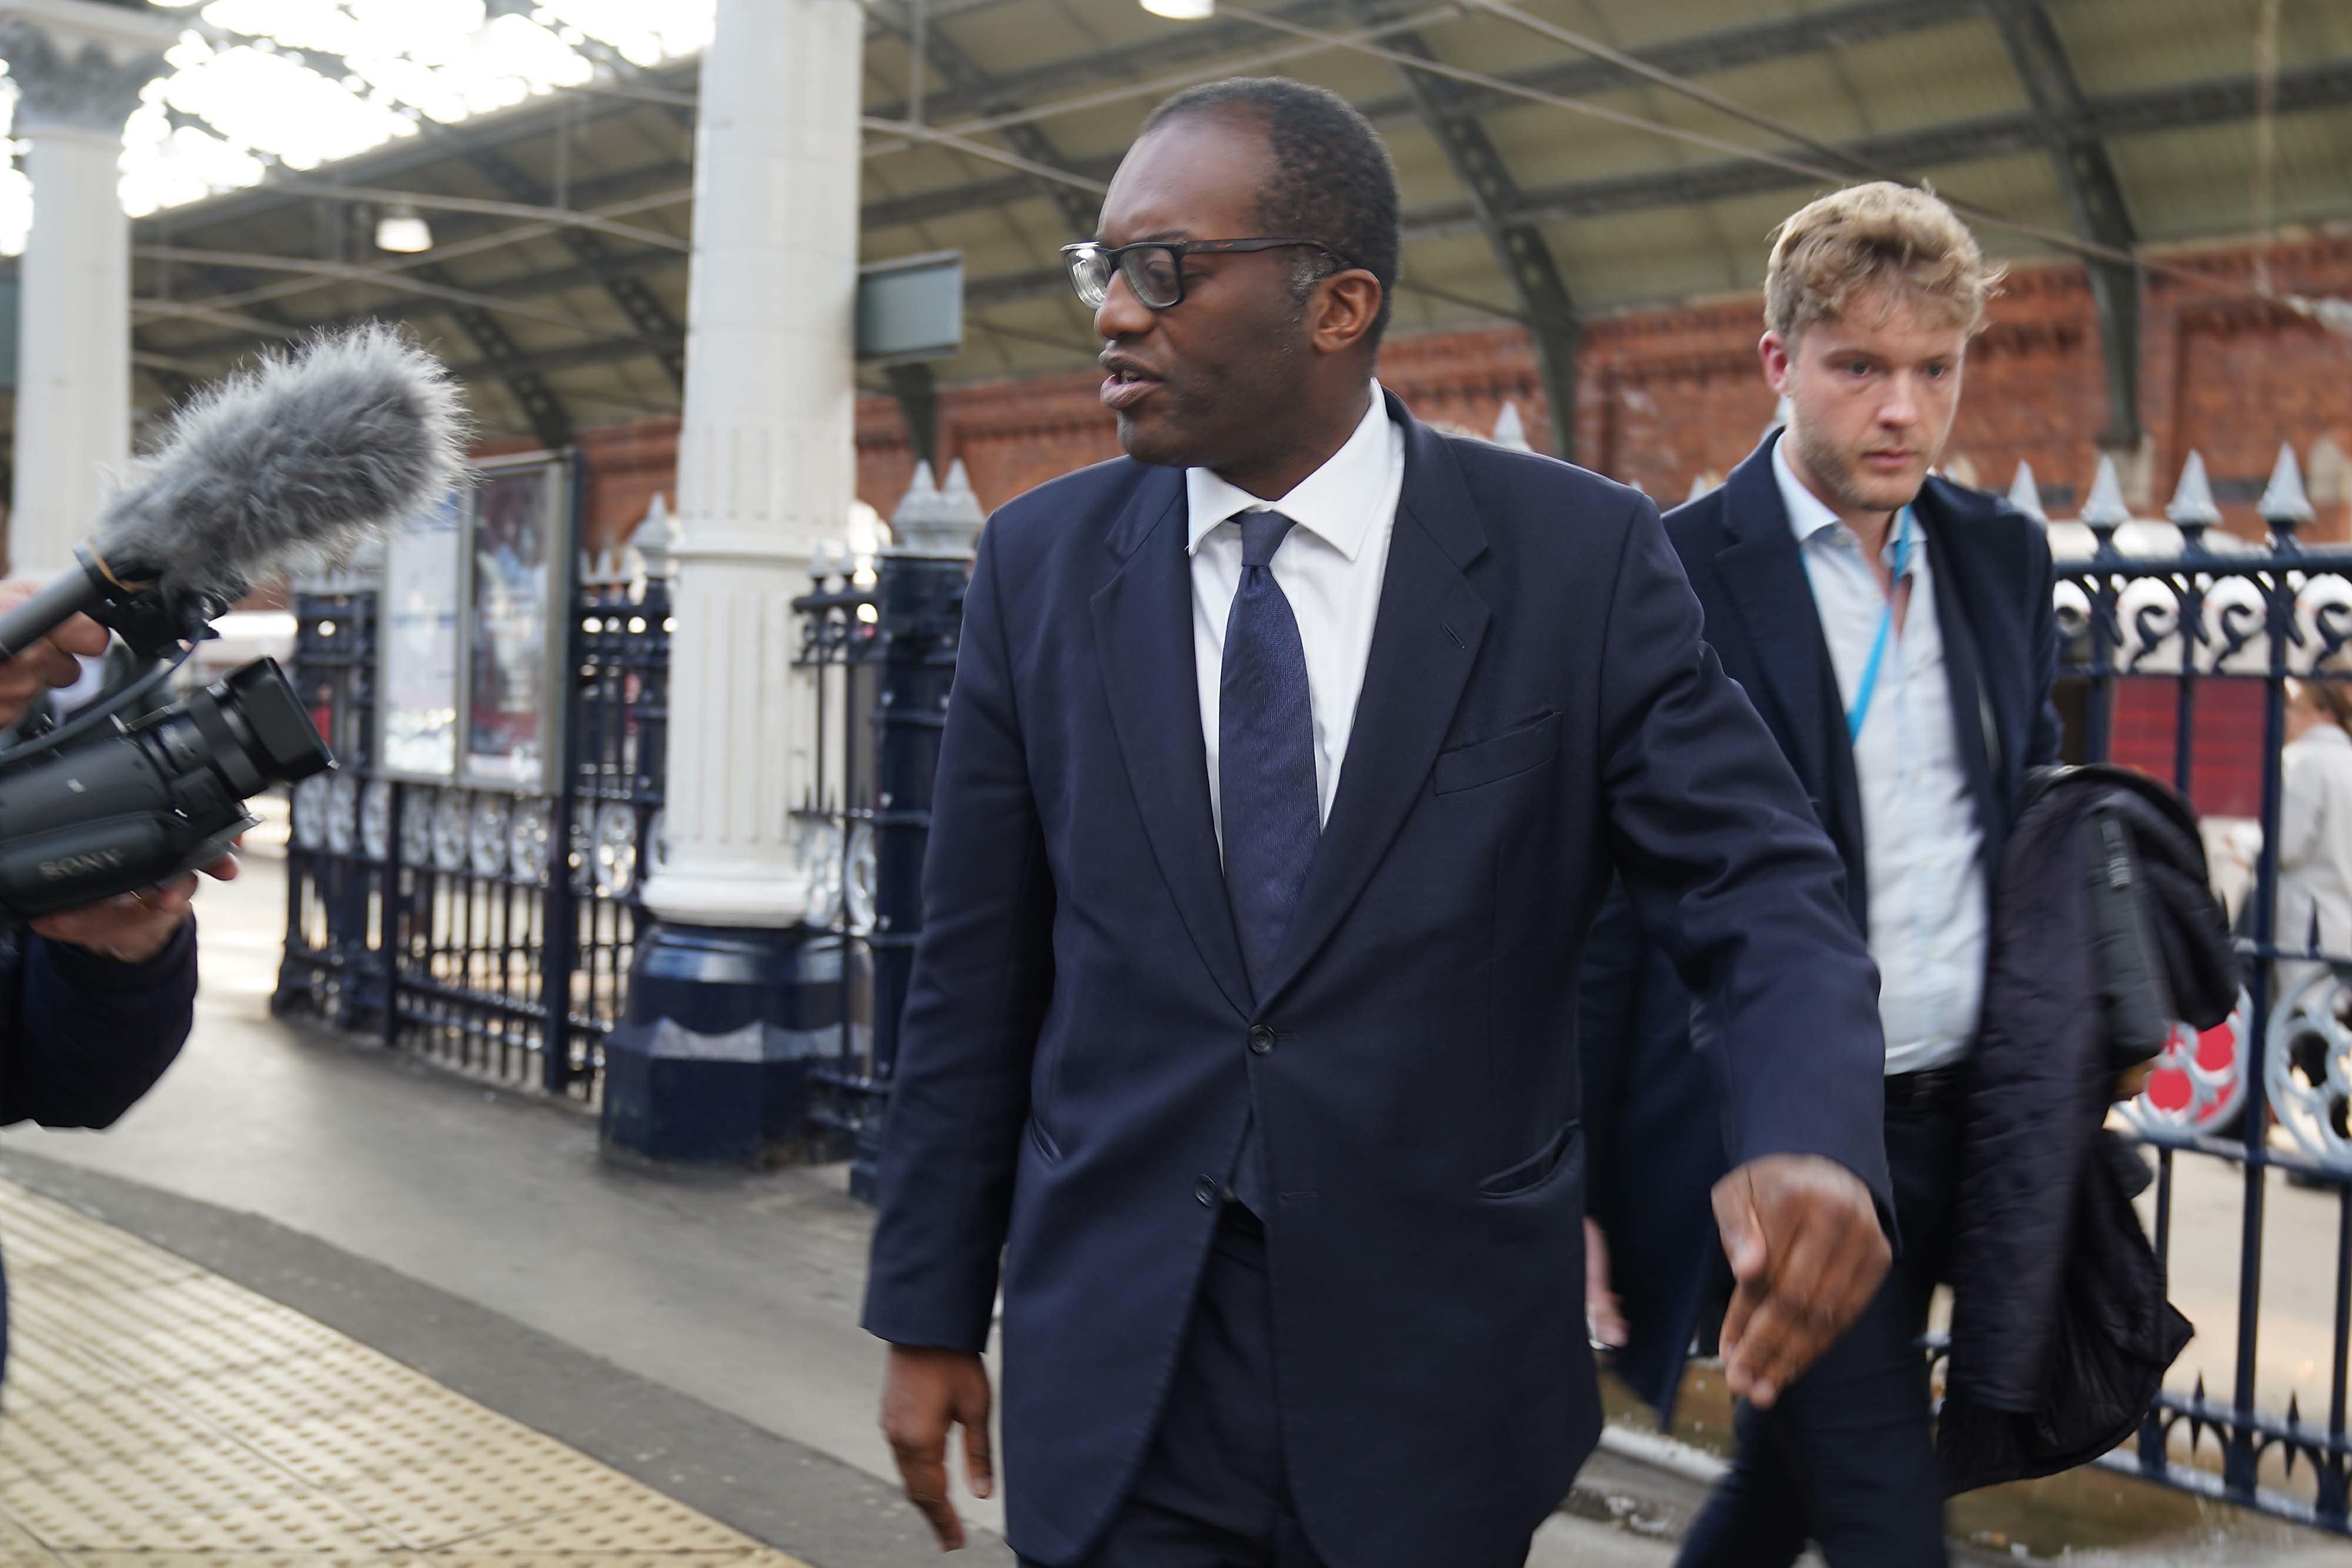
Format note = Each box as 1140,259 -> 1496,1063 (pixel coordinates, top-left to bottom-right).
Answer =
1775,438 -> 1987,1075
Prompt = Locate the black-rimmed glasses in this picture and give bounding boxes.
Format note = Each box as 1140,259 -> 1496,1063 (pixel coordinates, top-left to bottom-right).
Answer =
1060,238 -> 1348,310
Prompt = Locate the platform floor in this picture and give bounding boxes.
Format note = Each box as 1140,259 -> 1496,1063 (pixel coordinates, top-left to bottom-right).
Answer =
0,823 -> 2333,1566
0,1175 -> 805,1567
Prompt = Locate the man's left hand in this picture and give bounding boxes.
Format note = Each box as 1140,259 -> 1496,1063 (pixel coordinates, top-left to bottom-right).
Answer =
29,855 -> 239,965
1711,1152 -> 1891,1410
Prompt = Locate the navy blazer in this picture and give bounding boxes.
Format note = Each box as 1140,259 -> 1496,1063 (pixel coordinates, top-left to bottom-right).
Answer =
863,396 -> 1892,1568
1581,431 -> 2063,1418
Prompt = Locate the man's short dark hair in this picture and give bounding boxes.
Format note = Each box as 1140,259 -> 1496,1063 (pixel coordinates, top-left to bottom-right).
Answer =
1140,76 -> 1401,350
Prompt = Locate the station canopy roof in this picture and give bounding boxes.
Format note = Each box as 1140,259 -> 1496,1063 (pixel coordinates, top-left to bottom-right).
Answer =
15,0 -> 2349,447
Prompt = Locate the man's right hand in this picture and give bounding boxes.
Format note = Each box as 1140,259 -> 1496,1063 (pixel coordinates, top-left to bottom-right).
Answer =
1711,1152 -> 1890,1410
880,1343 -> 994,1551
0,577 -> 107,732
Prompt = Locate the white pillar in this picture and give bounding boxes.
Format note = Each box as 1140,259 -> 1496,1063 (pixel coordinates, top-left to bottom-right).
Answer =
0,1 -> 176,579
638,0 -> 864,929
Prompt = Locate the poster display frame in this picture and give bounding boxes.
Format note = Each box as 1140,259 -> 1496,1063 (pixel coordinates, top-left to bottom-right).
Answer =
374,488 -> 467,785
455,451 -> 573,796
370,450 -> 573,794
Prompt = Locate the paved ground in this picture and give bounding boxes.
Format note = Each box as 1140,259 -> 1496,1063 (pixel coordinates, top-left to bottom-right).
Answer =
0,828 -> 1685,1566
0,1173 -> 811,1565
0,825 -> 2338,1565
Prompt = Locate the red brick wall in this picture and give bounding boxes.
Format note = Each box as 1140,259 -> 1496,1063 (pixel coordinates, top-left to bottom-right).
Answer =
548,235 -> 2352,552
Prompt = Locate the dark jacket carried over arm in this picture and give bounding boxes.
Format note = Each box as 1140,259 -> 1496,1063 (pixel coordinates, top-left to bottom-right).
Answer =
1938,765 -> 2233,1493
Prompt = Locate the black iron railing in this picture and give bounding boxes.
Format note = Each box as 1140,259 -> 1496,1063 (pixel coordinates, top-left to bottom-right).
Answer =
2056,489 -> 2352,1533
275,564 -> 670,1105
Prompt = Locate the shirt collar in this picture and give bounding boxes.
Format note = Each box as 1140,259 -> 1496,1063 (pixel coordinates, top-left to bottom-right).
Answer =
1186,382 -> 1391,560
1772,430 -> 1849,549
1772,432 -> 1920,564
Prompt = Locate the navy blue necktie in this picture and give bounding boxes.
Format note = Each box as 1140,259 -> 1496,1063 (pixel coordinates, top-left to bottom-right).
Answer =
1221,510 -> 1321,992
1220,510 -> 1320,1212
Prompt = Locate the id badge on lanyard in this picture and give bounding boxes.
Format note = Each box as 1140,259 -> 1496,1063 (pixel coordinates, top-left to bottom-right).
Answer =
1845,506 -> 1916,744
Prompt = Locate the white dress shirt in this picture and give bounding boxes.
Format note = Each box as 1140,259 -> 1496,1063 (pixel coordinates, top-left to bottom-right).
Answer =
1188,384 -> 1403,846
1775,439 -> 1988,1075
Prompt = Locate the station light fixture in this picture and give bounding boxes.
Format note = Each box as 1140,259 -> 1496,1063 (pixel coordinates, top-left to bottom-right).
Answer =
375,202 -> 434,253
1141,0 -> 1215,18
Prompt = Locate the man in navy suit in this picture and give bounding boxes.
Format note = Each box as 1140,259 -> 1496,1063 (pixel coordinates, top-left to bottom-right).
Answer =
864,79 -> 1897,1568
1581,185 -> 2071,1566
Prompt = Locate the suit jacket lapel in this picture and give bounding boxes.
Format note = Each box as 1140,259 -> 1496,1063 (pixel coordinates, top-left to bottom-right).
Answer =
1918,493 -> 2007,871
1088,468 -> 1254,1018
1257,396 -> 1490,1008
1712,438 -> 1846,821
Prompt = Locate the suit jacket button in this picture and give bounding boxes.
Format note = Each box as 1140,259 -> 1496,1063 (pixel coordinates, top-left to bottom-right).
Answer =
1194,1176 -> 1218,1206
1247,1025 -> 1277,1056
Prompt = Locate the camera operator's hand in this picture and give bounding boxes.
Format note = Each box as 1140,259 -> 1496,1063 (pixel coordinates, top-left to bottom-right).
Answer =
0,578 -> 108,731
30,856 -> 239,965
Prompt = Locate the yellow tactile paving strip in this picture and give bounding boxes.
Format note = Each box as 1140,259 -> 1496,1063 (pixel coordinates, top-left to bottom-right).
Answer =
0,1177 -> 810,1566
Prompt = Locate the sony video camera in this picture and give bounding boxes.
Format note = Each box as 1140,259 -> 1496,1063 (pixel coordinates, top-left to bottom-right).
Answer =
0,556 -> 330,920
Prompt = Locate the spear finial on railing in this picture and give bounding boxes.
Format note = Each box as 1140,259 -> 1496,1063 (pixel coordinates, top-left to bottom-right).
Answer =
631,492 -> 676,584
894,460 -> 940,531
2006,460 -> 2047,524
2168,450 -> 2221,554
2081,453 -> 2132,557
2260,442 -> 2314,551
906,458 -> 985,558
1491,402 -> 1532,452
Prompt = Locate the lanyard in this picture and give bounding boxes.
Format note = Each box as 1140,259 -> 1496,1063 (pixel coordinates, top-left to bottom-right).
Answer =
1845,506 -> 1916,744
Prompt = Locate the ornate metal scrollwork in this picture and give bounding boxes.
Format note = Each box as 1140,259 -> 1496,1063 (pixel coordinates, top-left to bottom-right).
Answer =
2267,968 -> 2352,1170
2120,989 -> 2251,1139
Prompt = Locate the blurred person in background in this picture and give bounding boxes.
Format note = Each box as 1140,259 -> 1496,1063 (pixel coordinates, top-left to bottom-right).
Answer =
2274,676 -> 2352,1005
2273,675 -> 2352,1157
0,577 -> 229,1379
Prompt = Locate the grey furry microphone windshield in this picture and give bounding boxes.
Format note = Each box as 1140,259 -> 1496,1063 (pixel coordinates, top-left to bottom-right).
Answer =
96,323 -> 470,596
0,325 -> 470,667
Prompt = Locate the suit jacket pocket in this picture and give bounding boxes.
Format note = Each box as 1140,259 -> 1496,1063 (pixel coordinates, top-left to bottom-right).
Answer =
1434,711 -> 1562,794
1478,1118 -> 1583,1199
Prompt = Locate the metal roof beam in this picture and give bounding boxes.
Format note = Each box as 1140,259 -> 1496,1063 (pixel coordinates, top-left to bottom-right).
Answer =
857,56 -> 2352,256
138,242 -> 687,365
133,66 -> 699,240
866,0 -> 1099,239
453,141 -> 687,389
426,260 -> 578,449
1436,58 -> 2352,235
871,0 -> 1969,133
1988,0 -> 2141,449
1342,2 -> 1579,459
446,332 -> 681,385
949,56 -> 2352,312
